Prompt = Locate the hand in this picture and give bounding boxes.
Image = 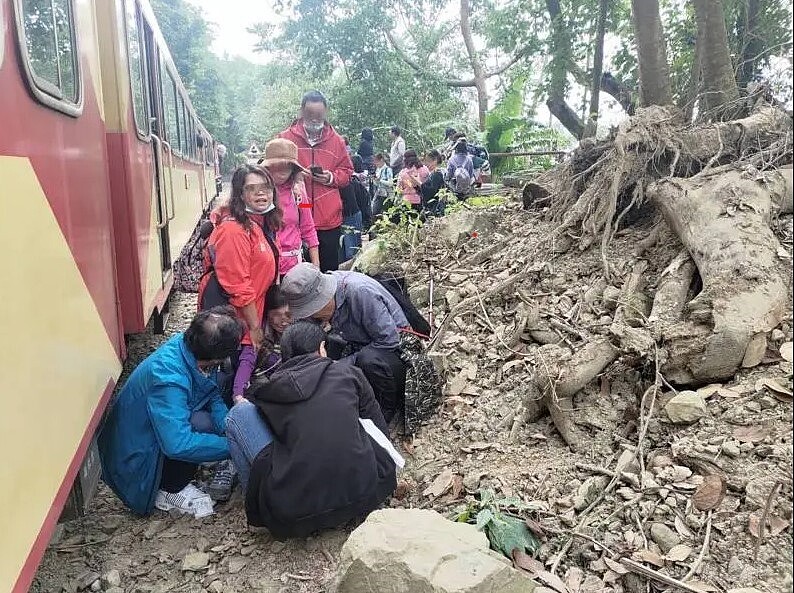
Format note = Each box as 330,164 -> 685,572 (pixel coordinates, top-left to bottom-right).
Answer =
249,326 -> 264,351
312,170 -> 332,185
232,394 -> 246,405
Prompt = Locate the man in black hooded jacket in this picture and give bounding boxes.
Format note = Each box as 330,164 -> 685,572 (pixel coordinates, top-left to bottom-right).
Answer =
225,320 -> 397,538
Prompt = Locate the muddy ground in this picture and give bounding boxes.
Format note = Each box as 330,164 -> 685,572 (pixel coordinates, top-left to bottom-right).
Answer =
31,198 -> 793,593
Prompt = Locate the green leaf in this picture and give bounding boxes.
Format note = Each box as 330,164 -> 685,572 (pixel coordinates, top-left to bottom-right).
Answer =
475,508 -> 495,531
483,512 -> 541,559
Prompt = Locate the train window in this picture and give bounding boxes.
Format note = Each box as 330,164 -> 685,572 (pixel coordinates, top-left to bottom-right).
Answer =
15,0 -> 82,115
124,0 -> 148,137
162,67 -> 180,148
177,95 -> 187,155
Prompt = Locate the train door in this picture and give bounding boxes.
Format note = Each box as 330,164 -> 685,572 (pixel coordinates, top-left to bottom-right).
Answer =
141,19 -> 173,281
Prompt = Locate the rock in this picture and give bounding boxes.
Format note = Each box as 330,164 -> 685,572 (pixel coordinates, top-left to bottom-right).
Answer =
76,571 -> 100,591
462,472 -> 484,492
408,284 -> 429,307
649,523 -> 680,553
99,515 -> 124,535
106,588 -> 124,593
573,476 -> 608,511
90,580 -> 101,592
208,580 -> 224,593
745,477 -> 777,509
664,391 -> 708,424
102,570 -> 121,588
437,211 -> 491,246
721,441 -> 741,458
270,540 -> 287,554
182,552 -> 210,572
228,557 -> 248,574
333,509 -> 533,593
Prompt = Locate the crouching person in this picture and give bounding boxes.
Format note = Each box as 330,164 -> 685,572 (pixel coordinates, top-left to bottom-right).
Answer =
280,263 -> 410,423
99,307 -> 244,518
226,321 -> 398,538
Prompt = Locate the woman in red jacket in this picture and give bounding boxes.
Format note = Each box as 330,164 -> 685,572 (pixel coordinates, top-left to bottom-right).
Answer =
199,165 -> 281,404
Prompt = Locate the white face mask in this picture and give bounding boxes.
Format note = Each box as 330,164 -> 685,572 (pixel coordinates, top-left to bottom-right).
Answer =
246,203 -> 275,215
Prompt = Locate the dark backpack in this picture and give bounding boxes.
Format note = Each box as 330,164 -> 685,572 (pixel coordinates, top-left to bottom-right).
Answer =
371,273 -> 431,338
174,216 -> 214,293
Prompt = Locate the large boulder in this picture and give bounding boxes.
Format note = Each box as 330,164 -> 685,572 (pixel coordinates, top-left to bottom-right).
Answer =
332,509 -> 534,593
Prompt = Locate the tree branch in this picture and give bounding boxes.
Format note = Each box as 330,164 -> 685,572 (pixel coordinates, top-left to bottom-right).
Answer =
385,28 -> 526,89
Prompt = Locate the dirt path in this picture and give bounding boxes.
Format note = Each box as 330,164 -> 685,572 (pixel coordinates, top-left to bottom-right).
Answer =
31,202 -> 793,593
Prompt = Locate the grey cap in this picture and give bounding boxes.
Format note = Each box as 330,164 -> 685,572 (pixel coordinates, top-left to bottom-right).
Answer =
280,263 -> 338,320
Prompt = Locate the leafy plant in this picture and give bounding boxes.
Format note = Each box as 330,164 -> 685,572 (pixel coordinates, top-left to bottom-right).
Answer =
451,489 -> 542,559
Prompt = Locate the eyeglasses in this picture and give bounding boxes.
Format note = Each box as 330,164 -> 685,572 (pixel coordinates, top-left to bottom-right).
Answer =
243,183 -> 272,194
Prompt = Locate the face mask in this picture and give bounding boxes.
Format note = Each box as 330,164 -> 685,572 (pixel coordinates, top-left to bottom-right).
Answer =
304,120 -> 324,138
246,203 -> 275,215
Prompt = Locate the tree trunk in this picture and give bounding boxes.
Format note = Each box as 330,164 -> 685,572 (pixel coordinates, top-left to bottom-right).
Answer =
583,0 -> 609,137
546,0 -> 584,138
648,165 -> 793,384
737,0 -> 761,87
692,0 -> 739,113
630,0 -> 673,106
460,0 -> 488,130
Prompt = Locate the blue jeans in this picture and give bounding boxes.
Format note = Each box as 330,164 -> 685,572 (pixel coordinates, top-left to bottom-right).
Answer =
225,401 -> 274,492
340,211 -> 363,262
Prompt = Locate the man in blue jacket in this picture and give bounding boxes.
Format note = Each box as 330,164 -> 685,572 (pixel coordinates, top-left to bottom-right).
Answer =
280,263 -> 409,423
98,306 -> 243,517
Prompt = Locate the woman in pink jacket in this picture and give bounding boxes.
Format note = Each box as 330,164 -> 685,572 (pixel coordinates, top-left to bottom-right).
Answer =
261,138 -> 320,275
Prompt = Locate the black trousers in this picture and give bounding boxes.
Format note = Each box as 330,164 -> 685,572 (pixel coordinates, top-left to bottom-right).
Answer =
317,227 -> 342,272
159,411 -> 215,493
355,346 -> 407,424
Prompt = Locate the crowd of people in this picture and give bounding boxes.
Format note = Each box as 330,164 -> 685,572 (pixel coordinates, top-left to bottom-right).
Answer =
98,90 -> 458,537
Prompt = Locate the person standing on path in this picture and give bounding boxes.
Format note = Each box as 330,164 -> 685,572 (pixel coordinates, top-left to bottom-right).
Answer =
389,126 -> 406,176
259,138 -> 321,275
397,150 -> 429,211
279,90 -> 353,272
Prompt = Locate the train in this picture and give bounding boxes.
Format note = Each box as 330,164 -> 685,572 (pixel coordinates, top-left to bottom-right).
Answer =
0,0 -> 218,590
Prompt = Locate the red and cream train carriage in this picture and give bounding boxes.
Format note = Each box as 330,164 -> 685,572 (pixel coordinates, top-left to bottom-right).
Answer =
0,0 -> 217,590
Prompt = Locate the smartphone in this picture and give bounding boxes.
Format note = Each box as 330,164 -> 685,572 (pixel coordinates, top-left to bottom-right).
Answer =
310,165 -> 324,176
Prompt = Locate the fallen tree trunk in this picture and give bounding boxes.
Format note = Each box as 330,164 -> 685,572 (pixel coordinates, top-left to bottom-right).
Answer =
648,166 -> 793,384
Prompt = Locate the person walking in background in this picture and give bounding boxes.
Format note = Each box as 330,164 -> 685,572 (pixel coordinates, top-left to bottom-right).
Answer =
397,149 -> 429,211
389,126 -> 406,176
339,155 -> 373,262
259,138 -> 321,275
216,142 -> 227,171
198,165 -> 281,406
279,90 -> 353,272
357,128 -> 375,172
372,153 -> 393,217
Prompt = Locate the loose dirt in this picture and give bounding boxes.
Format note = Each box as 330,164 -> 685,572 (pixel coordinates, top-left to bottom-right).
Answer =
31,198 -> 792,593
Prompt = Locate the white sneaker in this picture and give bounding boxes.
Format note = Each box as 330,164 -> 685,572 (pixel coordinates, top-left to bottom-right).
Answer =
155,484 -> 215,518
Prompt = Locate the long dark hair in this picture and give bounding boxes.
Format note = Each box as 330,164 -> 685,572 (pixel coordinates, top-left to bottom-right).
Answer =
403,149 -> 421,169
229,165 -> 283,231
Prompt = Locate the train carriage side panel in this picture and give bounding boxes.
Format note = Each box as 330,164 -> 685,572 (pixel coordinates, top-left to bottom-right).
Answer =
97,0 -> 165,333
0,1 -> 123,591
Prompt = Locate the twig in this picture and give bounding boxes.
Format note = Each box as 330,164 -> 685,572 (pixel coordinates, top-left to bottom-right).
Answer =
283,572 -> 314,581
574,462 -> 633,486
428,264 -> 435,330
681,510 -> 713,582
51,535 -> 112,552
753,480 -> 782,561
619,558 -> 712,593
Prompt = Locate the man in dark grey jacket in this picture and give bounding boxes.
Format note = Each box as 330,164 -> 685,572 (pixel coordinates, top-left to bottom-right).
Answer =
280,263 -> 409,422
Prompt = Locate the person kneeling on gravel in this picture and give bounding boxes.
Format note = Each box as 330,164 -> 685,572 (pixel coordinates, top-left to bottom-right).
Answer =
225,320 -> 400,538
99,307 -> 243,518
280,263 -> 410,423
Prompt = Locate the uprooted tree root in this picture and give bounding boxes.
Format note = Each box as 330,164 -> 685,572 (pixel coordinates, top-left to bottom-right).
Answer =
432,101 -> 792,450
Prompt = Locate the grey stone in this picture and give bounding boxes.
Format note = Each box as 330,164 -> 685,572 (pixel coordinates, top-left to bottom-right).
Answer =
106,588 -> 124,593
649,523 -> 680,553
228,556 -> 248,574
408,284 -> 430,307
332,509 -> 534,593
721,440 -> 741,458
745,477 -> 777,509
182,552 -> 210,572
574,476 -> 609,511
664,391 -> 708,424
102,569 -> 121,588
